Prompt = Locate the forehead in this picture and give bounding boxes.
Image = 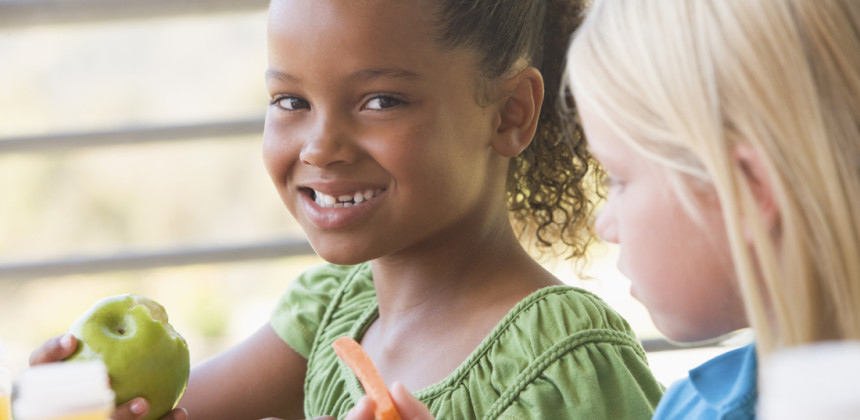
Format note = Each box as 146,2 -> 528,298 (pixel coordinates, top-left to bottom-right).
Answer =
266,0 -> 481,86
267,0 -> 438,47
578,106 -> 627,163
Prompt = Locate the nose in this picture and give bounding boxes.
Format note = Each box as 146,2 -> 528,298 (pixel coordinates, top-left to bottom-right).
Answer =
300,113 -> 357,168
594,207 -> 618,244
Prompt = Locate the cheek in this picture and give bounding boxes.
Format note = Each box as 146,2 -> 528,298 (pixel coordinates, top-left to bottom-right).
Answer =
624,192 -> 744,340
618,189 -> 701,297
617,200 -> 671,271
373,114 -> 459,181
261,117 -> 298,183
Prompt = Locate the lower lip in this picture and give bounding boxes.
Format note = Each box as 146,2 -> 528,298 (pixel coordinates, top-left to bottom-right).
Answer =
299,192 -> 382,230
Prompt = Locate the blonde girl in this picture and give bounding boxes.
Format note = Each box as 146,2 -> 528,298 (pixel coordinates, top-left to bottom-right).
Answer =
567,0 -> 860,418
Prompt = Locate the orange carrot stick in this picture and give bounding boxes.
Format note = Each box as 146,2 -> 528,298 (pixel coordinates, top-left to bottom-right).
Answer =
333,336 -> 402,420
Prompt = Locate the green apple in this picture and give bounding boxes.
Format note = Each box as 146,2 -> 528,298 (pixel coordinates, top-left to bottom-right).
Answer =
67,294 -> 190,420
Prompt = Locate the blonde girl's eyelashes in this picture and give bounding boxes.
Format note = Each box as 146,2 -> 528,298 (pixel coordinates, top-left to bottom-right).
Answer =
270,95 -> 310,111
599,172 -> 612,188
601,173 -> 625,190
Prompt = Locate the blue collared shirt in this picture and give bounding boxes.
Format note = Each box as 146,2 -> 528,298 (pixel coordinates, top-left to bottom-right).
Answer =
652,344 -> 758,420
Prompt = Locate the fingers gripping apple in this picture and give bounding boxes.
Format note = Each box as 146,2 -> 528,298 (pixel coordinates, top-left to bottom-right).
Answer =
67,294 -> 190,420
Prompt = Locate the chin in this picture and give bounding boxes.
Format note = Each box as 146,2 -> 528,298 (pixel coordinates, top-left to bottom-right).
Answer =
310,242 -> 373,266
657,322 -> 740,347
320,254 -> 368,266
652,315 -> 721,346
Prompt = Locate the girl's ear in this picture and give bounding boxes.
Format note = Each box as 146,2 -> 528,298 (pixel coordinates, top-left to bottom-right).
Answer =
491,67 -> 544,158
733,144 -> 780,238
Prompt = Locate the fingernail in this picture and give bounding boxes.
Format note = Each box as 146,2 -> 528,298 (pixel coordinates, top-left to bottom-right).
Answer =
130,398 -> 148,415
60,334 -> 74,350
177,407 -> 189,420
392,381 -> 415,399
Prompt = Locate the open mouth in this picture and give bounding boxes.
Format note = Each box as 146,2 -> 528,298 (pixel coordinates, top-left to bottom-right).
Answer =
308,188 -> 384,208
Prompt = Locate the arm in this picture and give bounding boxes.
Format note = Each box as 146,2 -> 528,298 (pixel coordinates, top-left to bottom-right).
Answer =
176,323 -> 308,420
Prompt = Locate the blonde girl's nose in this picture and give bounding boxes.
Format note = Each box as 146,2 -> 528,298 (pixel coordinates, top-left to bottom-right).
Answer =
594,207 -> 619,244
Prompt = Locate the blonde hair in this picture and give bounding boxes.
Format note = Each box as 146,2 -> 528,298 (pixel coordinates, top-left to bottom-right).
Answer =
568,0 -> 860,356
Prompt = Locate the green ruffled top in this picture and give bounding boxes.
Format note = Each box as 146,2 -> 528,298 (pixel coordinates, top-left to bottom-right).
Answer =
270,263 -> 664,419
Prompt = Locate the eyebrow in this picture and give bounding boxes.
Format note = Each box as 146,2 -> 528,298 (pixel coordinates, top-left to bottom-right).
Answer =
265,66 -> 421,83
266,69 -> 299,82
348,66 -> 421,81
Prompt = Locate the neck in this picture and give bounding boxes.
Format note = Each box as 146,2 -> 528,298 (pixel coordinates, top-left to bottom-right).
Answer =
358,204 -> 562,390
369,218 -> 559,325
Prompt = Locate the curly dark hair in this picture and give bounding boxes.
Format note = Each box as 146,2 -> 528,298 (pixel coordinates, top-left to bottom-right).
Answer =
433,0 -> 600,262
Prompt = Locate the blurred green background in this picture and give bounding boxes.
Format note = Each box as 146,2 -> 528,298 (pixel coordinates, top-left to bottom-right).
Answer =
0,7 -> 729,387
0,10 -> 314,374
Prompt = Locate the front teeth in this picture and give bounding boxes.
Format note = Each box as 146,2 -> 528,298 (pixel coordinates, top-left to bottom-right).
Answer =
314,189 -> 382,208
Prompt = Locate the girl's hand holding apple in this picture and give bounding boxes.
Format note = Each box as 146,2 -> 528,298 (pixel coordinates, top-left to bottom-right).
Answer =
29,294 -> 190,420
30,334 -> 187,420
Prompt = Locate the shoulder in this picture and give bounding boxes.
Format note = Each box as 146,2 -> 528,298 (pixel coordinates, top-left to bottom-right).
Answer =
653,344 -> 758,420
651,377 -> 704,420
424,286 -> 665,419
270,262 -> 375,358
497,285 -> 644,350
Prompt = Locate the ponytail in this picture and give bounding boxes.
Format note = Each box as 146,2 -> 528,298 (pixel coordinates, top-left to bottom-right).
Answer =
435,0 -> 596,261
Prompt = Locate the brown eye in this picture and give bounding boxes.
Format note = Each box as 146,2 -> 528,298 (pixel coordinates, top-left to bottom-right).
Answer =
364,95 -> 404,110
271,96 -> 310,111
